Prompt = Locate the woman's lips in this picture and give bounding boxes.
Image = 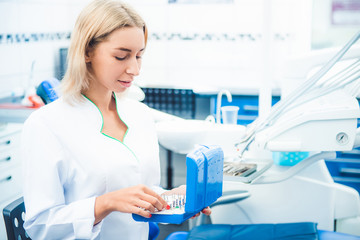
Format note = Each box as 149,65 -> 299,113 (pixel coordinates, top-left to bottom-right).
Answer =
118,80 -> 132,88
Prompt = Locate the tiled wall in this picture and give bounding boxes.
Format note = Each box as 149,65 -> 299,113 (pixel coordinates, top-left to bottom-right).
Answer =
0,0 -> 312,98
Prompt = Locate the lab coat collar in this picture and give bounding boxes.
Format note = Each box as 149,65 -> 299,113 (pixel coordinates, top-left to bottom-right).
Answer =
79,93 -> 130,142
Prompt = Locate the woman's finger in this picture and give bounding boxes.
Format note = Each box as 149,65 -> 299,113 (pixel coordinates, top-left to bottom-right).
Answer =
162,185 -> 186,196
142,186 -> 168,209
135,199 -> 157,213
139,193 -> 165,212
191,213 -> 200,219
131,206 -> 153,218
201,207 -> 212,216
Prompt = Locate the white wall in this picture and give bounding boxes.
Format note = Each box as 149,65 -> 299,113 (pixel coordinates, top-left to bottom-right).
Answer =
0,0 -> 313,98
134,0 -> 313,90
0,0 -> 87,98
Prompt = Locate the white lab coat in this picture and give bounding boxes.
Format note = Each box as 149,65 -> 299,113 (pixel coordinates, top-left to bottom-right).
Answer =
21,94 -> 164,240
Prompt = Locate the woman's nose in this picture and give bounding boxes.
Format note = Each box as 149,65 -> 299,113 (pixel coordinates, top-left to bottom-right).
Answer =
126,57 -> 140,76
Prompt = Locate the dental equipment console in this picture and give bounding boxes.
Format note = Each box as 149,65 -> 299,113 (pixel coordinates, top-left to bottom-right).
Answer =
132,145 -> 224,224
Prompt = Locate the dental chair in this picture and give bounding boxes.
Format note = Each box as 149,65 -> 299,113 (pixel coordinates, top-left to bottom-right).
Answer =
164,190 -> 360,240
166,224 -> 360,240
162,184 -> 360,240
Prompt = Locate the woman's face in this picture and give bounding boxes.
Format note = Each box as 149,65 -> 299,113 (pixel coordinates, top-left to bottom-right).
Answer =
87,27 -> 145,93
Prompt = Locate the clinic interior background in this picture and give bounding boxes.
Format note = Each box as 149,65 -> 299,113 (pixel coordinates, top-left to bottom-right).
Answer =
0,0 -> 358,98
0,0 -> 359,187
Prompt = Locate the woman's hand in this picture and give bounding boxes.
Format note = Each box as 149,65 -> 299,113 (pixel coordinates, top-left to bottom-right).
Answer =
190,206 -> 212,219
94,184 -> 168,224
162,185 -> 211,219
162,185 -> 186,196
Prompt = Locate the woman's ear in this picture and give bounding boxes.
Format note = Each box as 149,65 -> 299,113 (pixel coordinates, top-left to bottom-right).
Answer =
85,47 -> 92,63
85,53 -> 91,63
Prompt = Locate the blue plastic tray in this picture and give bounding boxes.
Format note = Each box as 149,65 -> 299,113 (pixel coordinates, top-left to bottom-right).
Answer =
132,145 -> 224,224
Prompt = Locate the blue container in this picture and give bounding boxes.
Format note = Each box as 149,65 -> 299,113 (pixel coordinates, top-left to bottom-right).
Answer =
133,145 -> 224,224
273,152 -> 310,166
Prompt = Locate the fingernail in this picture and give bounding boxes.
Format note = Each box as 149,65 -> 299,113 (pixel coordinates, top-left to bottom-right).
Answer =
149,214 -> 152,218
166,205 -> 170,210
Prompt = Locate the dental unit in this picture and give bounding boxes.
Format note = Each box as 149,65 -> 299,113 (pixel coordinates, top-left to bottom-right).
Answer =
209,31 -> 360,236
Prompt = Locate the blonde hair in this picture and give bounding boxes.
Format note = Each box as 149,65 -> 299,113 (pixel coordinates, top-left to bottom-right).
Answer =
61,0 -> 147,103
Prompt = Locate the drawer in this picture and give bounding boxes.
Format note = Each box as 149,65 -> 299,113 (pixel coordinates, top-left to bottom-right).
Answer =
333,176 -> 360,194
325,158 -> 360,178
0,132 -> 21,153
325,157 -> 360,194
0,149 -> 21,171
337,149 -> 360,158
0,166 -> 23,203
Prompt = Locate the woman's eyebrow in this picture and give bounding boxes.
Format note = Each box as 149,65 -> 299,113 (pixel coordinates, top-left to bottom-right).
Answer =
115,47 -> 145,52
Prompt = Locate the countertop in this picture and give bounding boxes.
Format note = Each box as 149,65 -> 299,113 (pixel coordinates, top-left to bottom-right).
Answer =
0,95 -> 38,123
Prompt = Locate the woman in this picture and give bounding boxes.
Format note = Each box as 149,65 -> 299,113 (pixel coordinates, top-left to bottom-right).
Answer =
21,0 -> 209,239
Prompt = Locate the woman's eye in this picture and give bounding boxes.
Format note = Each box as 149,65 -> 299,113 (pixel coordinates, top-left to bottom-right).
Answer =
115,56 -> 126,61
136,55 -> 142,59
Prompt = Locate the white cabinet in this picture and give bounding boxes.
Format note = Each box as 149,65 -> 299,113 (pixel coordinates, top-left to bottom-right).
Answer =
0,123 -> 23,240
